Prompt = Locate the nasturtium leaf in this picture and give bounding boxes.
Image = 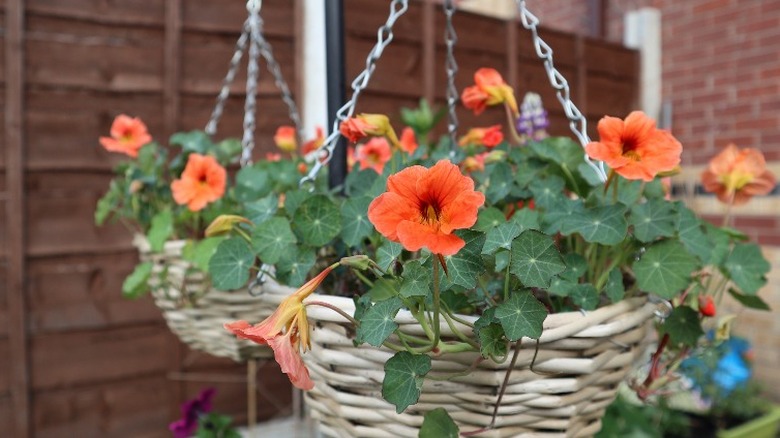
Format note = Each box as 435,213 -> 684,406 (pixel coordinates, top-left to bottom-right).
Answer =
367,277 -> 401,302
473,307 -> 498,337
482,219 -> 522,255
617,178 -> 644,206
510,230 -> 566,288
569,283 -> 599,310
208,237 -> 254,291
703,223 -> 732,266
122,261 -> 153,299
634,240 -> 699,299
643,179 -> 666,199
604,268 -> 625,303
629,199 -> 677,242
382,351 -> 431,414
215,138 -> 242,163
367,173 -> 390,199
353,294 -> 373,324
400,260 -> 432,298
420,408 -> 459,438
340,196 -> 374,247
182,236 -> 226,272
282,189 -> 309,217
346,168 -> 380,198
269,160 -> 299,188
548,277 -> 576,297
356,296 -> 403,347
376,240 -> 403,272
495,290 -> 548,340
293,195 -> 341,246
475,207 -> 506,232
494,249 -> 511,273
578,162 -> 603,187
478,323 -> 508,359
559,253 -> 587,281
441,290 -> 472,314
509,208 -> 541,233
243,193 -> 278,225
541,197 -> 584,235
560,204 -> 627,245
660,306 -> 704,347
728,288 -> 771,311
235,166 -> 270,201
169,130 -> 211,154
443,230 -> 486,289
251,217 -> 297,265
529,175 -> 566,209
94,189 -> 116,226
675,203 -> 713,263
485,162 -> 514,204
275,248 -> 316,288
147,209 -> 174,252
724,243 -> 770,295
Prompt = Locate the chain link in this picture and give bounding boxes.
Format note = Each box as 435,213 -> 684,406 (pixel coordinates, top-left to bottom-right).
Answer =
300,0 -> 410,187
443,0 -> 459,151
241,0 -> 262,167
204,19 -> 250,136
515,0 -> 607,182
254,17 -> 304,142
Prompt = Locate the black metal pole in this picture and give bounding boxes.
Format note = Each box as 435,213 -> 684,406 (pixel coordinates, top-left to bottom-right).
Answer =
325,0 -> 348,193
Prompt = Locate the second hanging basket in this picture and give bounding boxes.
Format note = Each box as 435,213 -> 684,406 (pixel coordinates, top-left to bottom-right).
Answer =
260,279 -> 655,438
135,235 -> 273,362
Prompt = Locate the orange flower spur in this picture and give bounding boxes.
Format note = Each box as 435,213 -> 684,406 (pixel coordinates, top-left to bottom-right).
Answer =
99,114 -> 153,158
171,153 -> 227,212
224,265 -> 336,391
701,143 -> 776,206
585,111 -> 682,182
368,160 -> 485,256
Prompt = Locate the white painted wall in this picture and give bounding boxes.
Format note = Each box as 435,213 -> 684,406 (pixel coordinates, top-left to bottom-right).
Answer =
624,8 -> 662,121
302,1 -> 330,137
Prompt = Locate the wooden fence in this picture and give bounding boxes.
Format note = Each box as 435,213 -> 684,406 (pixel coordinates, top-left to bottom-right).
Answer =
1,0 -> 638,436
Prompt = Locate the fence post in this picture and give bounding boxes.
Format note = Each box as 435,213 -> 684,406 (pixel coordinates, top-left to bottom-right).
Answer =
325,0 -> 348,192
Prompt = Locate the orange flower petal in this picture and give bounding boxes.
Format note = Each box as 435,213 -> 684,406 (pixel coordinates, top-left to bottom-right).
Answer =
367,192 -> 419,242
396,221 -> 465,256
268,334 -> 314,390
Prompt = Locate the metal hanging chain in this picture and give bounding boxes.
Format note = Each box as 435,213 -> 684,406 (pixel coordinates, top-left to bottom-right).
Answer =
241,0 -> 262,167
301,0 -> 410,187
515,0 -> 607,183
443,0 -> 459,150
205,19 -> 251,136
254,16 -> 305,142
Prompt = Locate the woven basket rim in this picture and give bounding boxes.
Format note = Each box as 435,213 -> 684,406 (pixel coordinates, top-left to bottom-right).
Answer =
259,278 -> 656,345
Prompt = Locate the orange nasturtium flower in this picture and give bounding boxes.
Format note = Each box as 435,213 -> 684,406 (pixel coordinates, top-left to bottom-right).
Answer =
225,265 -> 337,391
99,114 -> 153,158
458,125 -> 504,148
585,111 -> 682,182
273,126 -> 297,152
399,127 -> 419,155
171,153 -> 227,212
301,126 -> 325,156
461,153 -> 487,174
368,160 -> 485,256
356,137 -> 392,174
701,144 -> 776,205
339,114 -> 400,147
461,68 -> 518,116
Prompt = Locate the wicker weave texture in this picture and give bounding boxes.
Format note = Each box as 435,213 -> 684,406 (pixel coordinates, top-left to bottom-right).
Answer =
135,235 -> 272,362
262,280 -> 654,437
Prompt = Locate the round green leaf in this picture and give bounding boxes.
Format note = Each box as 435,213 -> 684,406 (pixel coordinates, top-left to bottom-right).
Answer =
340,196 -> 374,247
208,237 -> 254,291
634,240 -> 698,299
510,230 -> 566,288
495,290 -> 548,340
251,217 -> 297,265
293,195 -> 341,246
382,351 -> 431,414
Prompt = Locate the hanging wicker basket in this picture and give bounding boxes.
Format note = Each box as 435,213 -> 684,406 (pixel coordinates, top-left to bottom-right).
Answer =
261,279 -> 655,437
134,235 -> 273,362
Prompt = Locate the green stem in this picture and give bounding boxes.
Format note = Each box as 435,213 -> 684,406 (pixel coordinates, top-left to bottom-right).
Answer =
305,301 -> 359,326
353,269 -> 374,288
432,257 -> 442,349
503,252 -> 512,302
440,307 -> 480,349
560,164 -> 582,196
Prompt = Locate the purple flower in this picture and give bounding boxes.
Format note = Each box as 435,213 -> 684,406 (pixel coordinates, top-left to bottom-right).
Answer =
515,92 -> 549,141
168,388 -> 217,438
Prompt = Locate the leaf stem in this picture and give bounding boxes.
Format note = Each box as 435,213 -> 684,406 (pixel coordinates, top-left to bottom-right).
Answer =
305,300 -> 359,326
432,257 -> 441,349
